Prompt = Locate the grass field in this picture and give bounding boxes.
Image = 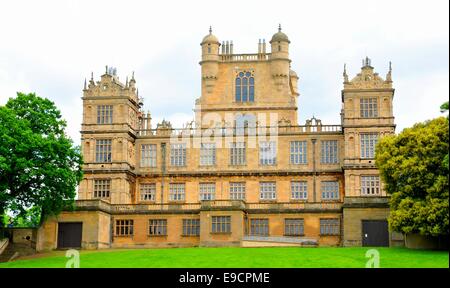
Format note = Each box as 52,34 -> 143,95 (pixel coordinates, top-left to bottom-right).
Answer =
0,247 -> 448,268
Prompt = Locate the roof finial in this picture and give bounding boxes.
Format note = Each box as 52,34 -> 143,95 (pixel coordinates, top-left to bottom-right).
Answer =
132,71 -> 135,80
209,26 -> 212,34
105,65 -> 108,74
84,78 -> 87,90
90,72 -> 93,81
386,61 -> 393,82
278,24 -> 282,32
343,63 -> 349,82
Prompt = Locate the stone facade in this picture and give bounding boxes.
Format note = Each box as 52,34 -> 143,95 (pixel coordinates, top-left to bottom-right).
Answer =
37,27 -> 399,250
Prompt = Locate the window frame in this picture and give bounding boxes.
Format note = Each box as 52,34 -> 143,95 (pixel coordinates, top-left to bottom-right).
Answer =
148,219 -> 168,236
199,182 -> 216,201
290,141 -> 307,165
96,105 -> 113,124
259,181 -> 277,200
360,175 -> 381,196
115,219 -> 134,237
284,218 -> 305,236
95,139 -> 112,163
291,181 -> 308,200
229,182 -> 246,200
170,143 -> 187,167
320,140 -> 339,164
140,144 -> 157,167
93,179 -> 111,199
200,143 -> 216,166
259,141 -> 277,166
250,218 -> 269,236
140,183 -> 156,202
211,216 -> 231,234
319,218 -> 340,236
182,219 -> 200,236
321,181 -> 340,201
169,183 -> 186,201
360,133 -> 379,159
360,98 -> 379,118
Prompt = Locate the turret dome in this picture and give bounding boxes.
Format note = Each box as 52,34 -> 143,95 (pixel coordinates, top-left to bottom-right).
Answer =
201,27 -> 220,45
270,25 -> 290,43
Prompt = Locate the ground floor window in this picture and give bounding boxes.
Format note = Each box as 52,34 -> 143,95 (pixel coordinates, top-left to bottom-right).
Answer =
149,219 -> 167,236
320,218 -> 340,235
182,219 -> 200,236
284,218 -> 304,236
211,216 -> 231,233
115,219 -> 134,236
250,219 -> 269,236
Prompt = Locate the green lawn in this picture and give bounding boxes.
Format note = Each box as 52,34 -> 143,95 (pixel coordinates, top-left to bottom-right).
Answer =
0,247 -> 448,268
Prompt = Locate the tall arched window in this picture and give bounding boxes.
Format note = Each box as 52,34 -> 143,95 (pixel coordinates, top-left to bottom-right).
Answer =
235,71 -> 255,102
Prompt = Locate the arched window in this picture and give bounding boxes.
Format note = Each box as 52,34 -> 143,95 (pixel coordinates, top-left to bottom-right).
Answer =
235,71 -> 255,102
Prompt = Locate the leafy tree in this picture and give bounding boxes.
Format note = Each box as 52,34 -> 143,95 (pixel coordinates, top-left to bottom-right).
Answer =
440,101 -> 449,169
375,116 -> 449,236
0,92 -> 83,228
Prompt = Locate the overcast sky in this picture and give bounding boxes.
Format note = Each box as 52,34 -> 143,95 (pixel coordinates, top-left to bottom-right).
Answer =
0,0 -> 448,145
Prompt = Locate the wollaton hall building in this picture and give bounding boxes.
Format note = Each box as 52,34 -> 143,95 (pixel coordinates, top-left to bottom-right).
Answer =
36,27 -> 404,250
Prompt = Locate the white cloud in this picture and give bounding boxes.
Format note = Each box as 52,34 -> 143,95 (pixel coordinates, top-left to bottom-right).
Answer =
0,0 -> 448,143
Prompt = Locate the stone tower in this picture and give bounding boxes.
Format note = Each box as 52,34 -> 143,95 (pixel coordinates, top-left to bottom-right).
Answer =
341,57 -> 396,246
77,67 -> 142,204
195,26 -> 299,129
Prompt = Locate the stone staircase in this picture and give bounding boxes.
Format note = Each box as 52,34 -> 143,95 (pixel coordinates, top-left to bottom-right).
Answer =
0,242 -> 36,262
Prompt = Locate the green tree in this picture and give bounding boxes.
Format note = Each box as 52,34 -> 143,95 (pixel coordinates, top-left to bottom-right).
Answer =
440,101 -> 449,169
375,116 -> 449,236
0,92 -> 83,228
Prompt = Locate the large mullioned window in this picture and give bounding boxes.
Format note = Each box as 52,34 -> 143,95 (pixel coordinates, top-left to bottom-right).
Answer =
260,182 -> 276,200
321,181 -> 340,200
235,71 -> 255,102
211,216 -> 231,233
140,183 -> 156,201
250,219 -> 269,236
169,183 -> 185,201
360,133 -> 379,159
182,219 -> 200,236
230,142 -> 246,165
93,179 -> 111,198
115,220 -> 133,236
361,176 -> 381,196
320,140 -> 338,164
291,181 -> 307,200
320,219 -> 340,235
259,141 -> 277,165
229,182 -> 246,200
95,139 -> 112,163
148,219 -> 167,236
200,143 -> 216,166
141,144 -> 157,167
290,141 -> 307,164
97,105 -> 113,124
170,143 -> 186,166
285,219 -> 304,236
360,98 -> 378,118
199,183 -> 215,201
